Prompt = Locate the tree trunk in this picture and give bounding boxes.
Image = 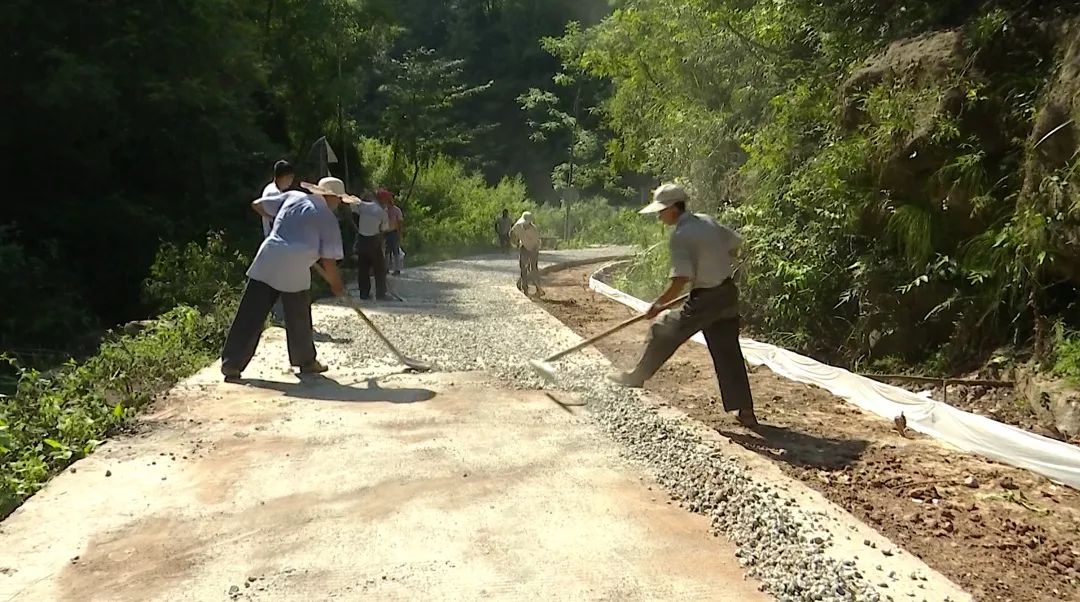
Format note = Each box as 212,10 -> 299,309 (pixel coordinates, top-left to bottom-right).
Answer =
403,160 -> 421,205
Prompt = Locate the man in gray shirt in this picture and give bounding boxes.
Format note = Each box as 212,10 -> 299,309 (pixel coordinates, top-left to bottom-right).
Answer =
351,191 -> 390,300
609,183 -> 757,427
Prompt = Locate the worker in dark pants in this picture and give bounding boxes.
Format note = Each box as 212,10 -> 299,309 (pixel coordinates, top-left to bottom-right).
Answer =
351,191 -> 389,300
608,183 -> 757,427
222,177 -> 353,380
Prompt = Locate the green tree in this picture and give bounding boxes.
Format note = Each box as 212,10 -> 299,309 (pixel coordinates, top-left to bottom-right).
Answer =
379,48 -> 492,201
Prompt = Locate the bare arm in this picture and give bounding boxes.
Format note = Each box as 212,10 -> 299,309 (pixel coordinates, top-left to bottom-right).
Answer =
317,258 -> 346,298
251,200 -> 273,220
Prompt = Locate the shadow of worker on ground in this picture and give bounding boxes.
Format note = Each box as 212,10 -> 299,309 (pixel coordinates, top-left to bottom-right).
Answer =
240,375 -> 436,404
716,424 -> 870,471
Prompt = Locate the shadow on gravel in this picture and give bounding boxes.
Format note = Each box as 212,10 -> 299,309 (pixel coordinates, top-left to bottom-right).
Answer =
241,375 -> 436,404
313,330 -> 354,344
716,425 -> 870,471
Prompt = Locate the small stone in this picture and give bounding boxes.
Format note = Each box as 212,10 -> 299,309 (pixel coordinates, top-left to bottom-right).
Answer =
105,470 -> 112,477
962,475 -> 979,488
999,477 -> 1018,490
228,585 -> 240,595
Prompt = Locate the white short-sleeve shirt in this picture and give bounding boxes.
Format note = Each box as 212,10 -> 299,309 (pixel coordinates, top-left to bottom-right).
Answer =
247,191 -> 345,292
260,182 -> 281,236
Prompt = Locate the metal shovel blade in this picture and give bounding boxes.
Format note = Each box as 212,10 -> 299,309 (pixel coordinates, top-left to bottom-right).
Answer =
400,355 -> 433,373
529,359 -> 558,383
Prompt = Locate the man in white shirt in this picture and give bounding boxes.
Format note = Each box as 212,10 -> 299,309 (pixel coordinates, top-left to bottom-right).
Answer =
509,211 -> 543,296
351,191 -> 390,300
258,160 -> 296,237
221,177 -> 353,381
255,160 -> 295,323
608,183 -> 757,427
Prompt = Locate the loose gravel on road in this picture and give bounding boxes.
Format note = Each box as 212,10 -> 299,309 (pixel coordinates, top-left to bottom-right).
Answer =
320,250 -> 971,602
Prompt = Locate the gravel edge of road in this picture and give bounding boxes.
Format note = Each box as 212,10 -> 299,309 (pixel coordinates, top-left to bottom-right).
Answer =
329,249 -> 969,602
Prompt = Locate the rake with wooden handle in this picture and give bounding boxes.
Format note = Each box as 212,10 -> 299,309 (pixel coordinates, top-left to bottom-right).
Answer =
312,263 -> 432,372
528,293 -> 689,382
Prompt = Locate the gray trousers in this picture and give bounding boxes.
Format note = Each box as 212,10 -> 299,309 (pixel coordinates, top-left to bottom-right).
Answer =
630,281 -> 754,412
221,278 -> 316,374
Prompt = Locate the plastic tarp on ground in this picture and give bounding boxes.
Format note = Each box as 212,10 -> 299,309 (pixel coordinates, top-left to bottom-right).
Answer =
588,275 -> 1080,490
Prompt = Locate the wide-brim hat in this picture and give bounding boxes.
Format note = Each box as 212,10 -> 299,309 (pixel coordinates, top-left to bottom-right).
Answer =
301,177 -> 359,204
639,182 -> 688,214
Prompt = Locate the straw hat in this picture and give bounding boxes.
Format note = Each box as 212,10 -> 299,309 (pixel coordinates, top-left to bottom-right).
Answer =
301,177 -> 359,204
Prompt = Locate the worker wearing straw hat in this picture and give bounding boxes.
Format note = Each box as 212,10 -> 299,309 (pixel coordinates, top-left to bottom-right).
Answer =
608,183 -> 758,427
221,177 -> 356,381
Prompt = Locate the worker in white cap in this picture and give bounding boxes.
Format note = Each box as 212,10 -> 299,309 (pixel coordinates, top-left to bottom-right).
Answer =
608,183 -> 757,427
509,210 -> 543,296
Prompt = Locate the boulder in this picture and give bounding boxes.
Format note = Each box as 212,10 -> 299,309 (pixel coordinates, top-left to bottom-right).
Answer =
1016,366 -> 1080,439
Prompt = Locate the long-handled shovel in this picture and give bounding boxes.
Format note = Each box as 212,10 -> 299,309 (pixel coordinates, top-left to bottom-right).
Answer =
529,293 -> 689,382
312,264 -> 432,372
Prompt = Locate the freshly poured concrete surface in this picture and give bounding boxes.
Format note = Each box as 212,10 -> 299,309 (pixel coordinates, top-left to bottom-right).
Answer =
0,326 -> 765,601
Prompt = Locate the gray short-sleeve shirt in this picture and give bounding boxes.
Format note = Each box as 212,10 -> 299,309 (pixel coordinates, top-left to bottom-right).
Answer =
668,212 -> 742,289
246,191 -> 345,292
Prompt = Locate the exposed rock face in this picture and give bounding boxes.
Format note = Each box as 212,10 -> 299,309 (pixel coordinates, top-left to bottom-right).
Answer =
1020,20 -> 1080,287
1017,367 -> 1080,439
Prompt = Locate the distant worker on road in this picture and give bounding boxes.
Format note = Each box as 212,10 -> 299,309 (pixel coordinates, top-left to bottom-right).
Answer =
509,210 -> 543,296
352,190 -> 390,300
608,183 -> 757,427
258,160 -> 296,237
378,188 -> 405,276
495,209 -> 513,253
255,160 -> 296,324
222,177 -> 354,381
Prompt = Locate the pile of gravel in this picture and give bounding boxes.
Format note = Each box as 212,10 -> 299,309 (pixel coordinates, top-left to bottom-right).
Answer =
319,253 -> 939,602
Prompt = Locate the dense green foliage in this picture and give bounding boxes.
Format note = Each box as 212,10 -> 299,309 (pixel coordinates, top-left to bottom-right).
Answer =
1,234 -> 244,517
555,1 -> 1080,370
2,1 -> 612,359
361,138 -> 655,262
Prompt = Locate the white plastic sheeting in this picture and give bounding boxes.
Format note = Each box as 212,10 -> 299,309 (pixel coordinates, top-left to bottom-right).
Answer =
588,275 -> 1080,489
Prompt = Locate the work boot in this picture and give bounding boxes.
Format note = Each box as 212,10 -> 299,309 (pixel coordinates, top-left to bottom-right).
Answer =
222,367 -> 242,382
299,360 -> 329,374
736,408 -> 760,428
607,371 -> 644,388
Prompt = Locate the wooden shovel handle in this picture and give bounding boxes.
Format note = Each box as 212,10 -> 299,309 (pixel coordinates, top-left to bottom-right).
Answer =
543,293 -> 689,363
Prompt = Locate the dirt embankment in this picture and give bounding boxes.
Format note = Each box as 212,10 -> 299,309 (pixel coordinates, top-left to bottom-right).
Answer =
536,266 -> 1080,602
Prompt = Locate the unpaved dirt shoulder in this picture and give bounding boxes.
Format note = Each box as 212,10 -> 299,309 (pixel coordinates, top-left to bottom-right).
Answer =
535,265 -> 1080,602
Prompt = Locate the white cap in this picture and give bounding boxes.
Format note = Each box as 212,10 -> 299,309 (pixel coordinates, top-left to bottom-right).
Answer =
639,183 -> 688,214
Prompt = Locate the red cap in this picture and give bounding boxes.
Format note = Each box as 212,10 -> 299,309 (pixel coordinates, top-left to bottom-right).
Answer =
376,188 -> 395,202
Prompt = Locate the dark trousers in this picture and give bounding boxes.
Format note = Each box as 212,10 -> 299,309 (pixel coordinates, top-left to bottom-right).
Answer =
518,246 -> 540,289
498,233 -> 510,252
356,234 -> 387,299
630,281 -> 753,412
221,278 -> 316,374
384,230 -> 401,271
